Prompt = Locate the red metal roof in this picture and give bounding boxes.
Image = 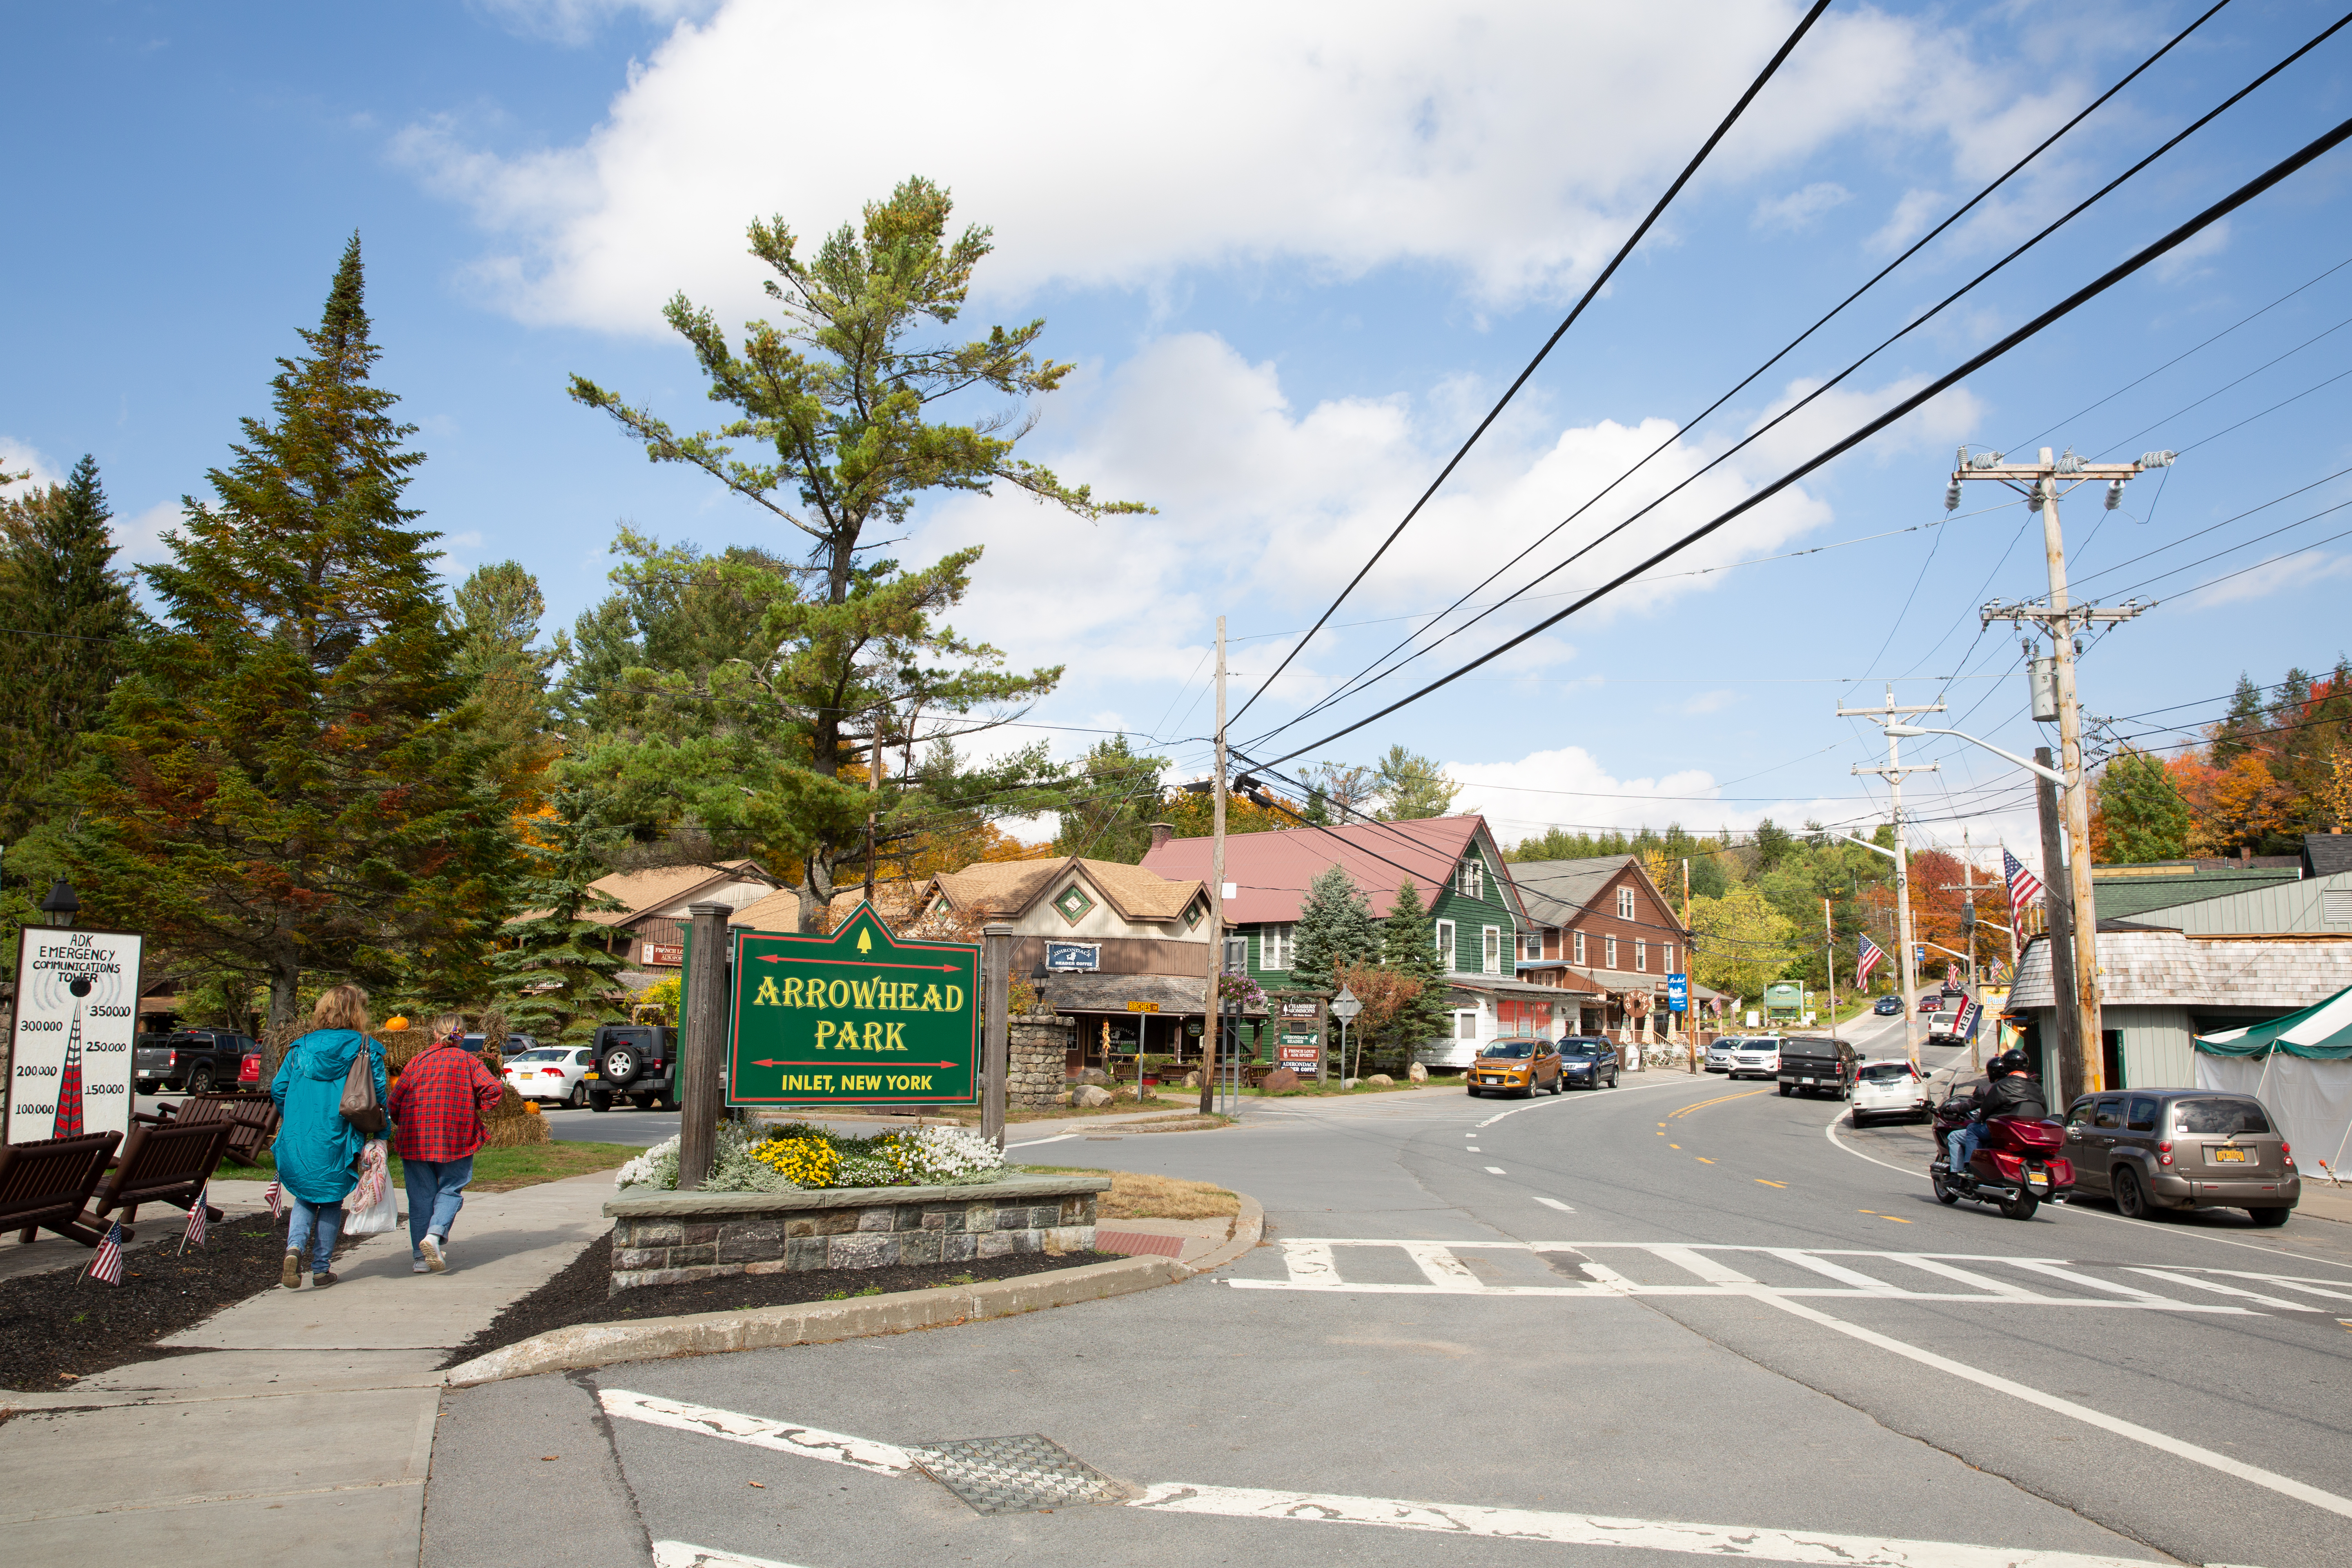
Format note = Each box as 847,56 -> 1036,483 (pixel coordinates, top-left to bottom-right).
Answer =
1140,815 -> 1513,924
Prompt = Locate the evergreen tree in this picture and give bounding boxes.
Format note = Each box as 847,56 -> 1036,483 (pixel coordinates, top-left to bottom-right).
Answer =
2097,747 -> 2192,862
0,455 -> 140,844
1052,732 -> 1168,862
2211,673 -> 2265,766
450,560 -> 561,803
1372,878 -> 1450,1074
70,236 -> 519,1047
1372,745 -> 1461,821
488,785 -> 630,1043
1291,865 -> 1380,993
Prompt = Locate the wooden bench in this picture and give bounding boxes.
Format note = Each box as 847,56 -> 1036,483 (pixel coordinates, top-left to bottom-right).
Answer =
0,1131 -> 124,1247
82,1122 -> 234,1243
134,1090 -> 278,1167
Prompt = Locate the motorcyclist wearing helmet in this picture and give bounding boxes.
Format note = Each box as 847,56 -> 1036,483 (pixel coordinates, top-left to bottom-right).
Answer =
1943,1051 -> 2049,1174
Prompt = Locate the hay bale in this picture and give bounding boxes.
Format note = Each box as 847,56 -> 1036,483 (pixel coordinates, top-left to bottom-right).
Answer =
482,1106 -> 551,1147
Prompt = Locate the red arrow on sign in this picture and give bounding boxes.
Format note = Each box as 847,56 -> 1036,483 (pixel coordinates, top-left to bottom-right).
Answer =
751,1060 -> 963,1070
753,955 -> 964,973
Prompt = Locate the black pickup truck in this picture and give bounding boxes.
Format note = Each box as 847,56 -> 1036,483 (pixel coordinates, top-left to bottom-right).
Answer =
584,1024 -> 678,1112
134,1029 -> 260,1094
1777,1034 -> 1857,1099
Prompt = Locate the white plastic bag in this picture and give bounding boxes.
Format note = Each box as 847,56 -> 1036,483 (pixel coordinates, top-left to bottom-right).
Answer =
342,1139 -> 397,1236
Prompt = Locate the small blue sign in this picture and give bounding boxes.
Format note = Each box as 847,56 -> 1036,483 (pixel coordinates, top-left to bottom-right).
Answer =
1666,972 -> 1688,1013
1045,942 -> 1100,972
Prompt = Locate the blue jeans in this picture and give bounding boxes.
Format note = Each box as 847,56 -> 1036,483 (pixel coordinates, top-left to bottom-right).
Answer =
404,1155 -> 474,1255
1947,1122 -> 1984,1172
285,1196 -> 343,1272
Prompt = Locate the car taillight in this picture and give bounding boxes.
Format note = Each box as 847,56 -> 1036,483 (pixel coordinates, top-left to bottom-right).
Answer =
167,1051 -> 178,1066
2158,1140 -> 2172,1167
2282,1141 -> 2294,1165
541,1068 -> 563,1076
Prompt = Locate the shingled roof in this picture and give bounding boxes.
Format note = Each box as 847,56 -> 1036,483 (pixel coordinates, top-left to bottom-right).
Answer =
2009,929 -> 2352,1011
930,855 -> 1202,923
1140,815 -> 1521,924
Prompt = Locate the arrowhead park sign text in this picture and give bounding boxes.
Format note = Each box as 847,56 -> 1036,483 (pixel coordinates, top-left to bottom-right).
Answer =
726,905 -> 980,1108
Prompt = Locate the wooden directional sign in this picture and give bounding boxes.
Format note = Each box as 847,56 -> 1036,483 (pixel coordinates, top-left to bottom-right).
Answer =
727,903 -> 980,1107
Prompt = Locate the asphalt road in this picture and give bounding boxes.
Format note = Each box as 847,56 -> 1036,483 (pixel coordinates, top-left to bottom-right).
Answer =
425,1005 -> 2352,1568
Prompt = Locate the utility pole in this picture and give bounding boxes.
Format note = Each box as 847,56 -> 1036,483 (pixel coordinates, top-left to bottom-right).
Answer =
1837,686 -> 1944,1069
1822,897 -> 1839,1045
2034,745 -> 2084,1106
1682,858 -> 1696,1074
1199,617 -> 1228,1117
1960,443 -> 2166,1098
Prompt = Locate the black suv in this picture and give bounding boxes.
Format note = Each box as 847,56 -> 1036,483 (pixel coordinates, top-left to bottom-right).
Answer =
585,1025 -> 677,1112
134,1029 -> 259,1094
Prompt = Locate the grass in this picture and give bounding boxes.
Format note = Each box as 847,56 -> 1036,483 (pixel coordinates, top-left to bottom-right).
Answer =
1023,1166 -> 1239,1220
216,1141 -> 644,1193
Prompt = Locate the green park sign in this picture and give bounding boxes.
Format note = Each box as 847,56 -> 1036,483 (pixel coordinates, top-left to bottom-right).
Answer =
727,904 -> 980,1108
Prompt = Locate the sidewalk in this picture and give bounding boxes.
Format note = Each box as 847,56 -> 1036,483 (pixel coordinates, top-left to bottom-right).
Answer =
0,1169 -> 615,1565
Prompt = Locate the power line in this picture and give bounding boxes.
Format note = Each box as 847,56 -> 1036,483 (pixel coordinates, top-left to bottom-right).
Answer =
1255,109 -> 2352,771
1260,8 -> 2327,744
1229,0 -> 1833,726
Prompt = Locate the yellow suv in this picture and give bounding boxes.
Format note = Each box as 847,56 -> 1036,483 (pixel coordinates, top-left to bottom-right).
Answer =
1466,1039 -> 1562,1098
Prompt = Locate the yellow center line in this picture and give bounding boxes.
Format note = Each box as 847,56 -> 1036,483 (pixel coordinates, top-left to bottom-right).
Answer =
1858,1209 -> 1913,1224
1696,1157 -> 1715,1165
1669,1143 -> 1681,1150
1666,1088 -> 1773,1120
1755,1179 -> 1787,1188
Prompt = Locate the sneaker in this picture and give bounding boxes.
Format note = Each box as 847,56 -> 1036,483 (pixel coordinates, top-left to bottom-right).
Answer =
412,1258 -> 430,1274
420,1235 -> 447,1273
281,1250 -> 302,1289
310,1271 -> 336,1289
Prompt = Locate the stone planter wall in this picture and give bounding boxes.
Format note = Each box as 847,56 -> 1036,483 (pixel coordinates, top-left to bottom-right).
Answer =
604,1174 -> 1109,1293
1009,1012 -> 1074,1108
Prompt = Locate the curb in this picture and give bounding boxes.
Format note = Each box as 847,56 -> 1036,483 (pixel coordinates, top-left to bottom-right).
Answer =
441,1189 -> 1265,1387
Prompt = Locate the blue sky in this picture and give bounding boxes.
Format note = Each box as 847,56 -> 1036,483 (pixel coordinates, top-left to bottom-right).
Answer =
7,1 -> 2350,871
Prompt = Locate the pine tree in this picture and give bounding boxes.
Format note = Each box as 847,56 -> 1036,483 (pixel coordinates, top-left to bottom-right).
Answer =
1372,745 -> 1461,821
71,236 -> 519,1047
1291,865 -> 1380,993
2211,673 -> 2265,766
1371,878 -> 1450,1074
1052,732 -> 1169,862
0,455 -> 140,844
489,785 -> 630,1044
2096,747 -> 2192,862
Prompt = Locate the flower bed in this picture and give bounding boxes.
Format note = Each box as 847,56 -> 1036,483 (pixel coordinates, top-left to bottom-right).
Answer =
612,1120 -> 1007,1193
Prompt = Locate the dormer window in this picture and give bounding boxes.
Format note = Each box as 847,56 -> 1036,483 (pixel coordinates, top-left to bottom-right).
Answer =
1457,858 -> 1483,900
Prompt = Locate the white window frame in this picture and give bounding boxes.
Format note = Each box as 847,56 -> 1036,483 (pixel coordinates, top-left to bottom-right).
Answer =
1617,886 -> 1635,920
1454,1009 -> 1481,1042
1524,931 -> 1545,962
1434,919 -> 1457,971
1605,935 -> 1619,969
1663,943 -> 1676,973
1573,931 -> 1586,965
1482,926 -> 1501,976
1635,939 -> 1647,973
1458,858 -> 1483,900
1260,923 -> 1294,970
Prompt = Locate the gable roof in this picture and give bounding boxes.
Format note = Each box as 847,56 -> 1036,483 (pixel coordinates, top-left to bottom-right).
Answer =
728,882 -> 926,933
1139,815 -> 1522,924
1508,855 -> 1683,933
929,855 -> 1203,924
559,860 -> 769,928
2307,833 -> 2352,880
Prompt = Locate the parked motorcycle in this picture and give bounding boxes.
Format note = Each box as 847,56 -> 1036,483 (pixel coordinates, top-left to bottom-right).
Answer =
1929,1099 -> 2074,1220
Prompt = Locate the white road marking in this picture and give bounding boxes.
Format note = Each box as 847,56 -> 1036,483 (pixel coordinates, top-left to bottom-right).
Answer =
1476,1073 -> 1702,1127
601,1390 -> 914,1475
653,1544 -> 812,1568
626,1397 -> 2172,1568
1747,1290 -> 2352,1522
1006,1133 -> 1079,1149
1465,1145 -> 1481,1152
2126,1269 -> 2321,1311
1130,1483 -> 2165,1568
1227,1241 -> 2252,1311
1483,1165 -> 1507,1174
1533,1196 -> 1576,1212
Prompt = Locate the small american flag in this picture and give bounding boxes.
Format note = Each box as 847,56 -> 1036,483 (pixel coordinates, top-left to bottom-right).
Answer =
1856,935 -> 1885,987
265,1180 -> 283,1220
181,1186 -> 209,1253
2003,848 -> 2044,929
85,1221 -> 125,1285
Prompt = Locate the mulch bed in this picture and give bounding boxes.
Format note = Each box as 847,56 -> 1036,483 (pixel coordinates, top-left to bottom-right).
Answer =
0,1212 -> 337,1392
444,1229 -> 1121,1368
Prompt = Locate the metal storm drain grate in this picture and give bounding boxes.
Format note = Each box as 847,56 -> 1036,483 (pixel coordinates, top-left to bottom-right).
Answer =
908,1434 -> 1131,1514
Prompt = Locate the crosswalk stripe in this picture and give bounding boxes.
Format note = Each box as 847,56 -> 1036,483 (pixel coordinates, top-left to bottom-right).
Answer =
2127,1269 -> 2323,1311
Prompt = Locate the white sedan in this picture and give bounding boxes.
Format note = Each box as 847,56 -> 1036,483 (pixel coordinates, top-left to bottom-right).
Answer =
503,1046 -> 599,1108
1849,1058 -> 1932,1125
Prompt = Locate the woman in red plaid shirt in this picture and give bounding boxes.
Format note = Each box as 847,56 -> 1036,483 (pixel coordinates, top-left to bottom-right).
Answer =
387,1013 -> 505,1274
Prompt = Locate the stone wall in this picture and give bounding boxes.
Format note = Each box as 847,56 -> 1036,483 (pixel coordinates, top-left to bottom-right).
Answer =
1009,1011 -> 1074,1108
604,1174 -> 1108,1293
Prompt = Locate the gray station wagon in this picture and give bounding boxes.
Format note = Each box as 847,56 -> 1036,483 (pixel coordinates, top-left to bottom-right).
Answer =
2062,1090 -> 2299,1225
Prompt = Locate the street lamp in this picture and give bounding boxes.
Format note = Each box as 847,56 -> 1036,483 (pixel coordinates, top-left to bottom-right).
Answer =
1877,723 -> 2071,787
40,879 -> 80,929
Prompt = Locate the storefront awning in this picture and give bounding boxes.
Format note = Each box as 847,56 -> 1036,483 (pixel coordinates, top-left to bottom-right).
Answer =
1037,972 -> 1225,1016
2196,983 -> 2352,1059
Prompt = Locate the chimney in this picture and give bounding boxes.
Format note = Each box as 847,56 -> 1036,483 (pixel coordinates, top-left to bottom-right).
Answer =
2238,846 -> 2251,866
1147,822 -> 1176,853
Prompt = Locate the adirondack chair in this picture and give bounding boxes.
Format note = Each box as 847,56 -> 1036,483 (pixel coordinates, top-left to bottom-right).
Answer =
80,1121 -> 234,1242
134,1090 -> 279,1167
0,1131 -> 123,1246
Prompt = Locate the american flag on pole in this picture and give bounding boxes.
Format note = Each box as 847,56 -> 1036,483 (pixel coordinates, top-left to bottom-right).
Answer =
181,1185 -> 209,1253
1856,935 -> 1886,987
264,1180 -> 283,1220
85,1221 -> 125,1285
2003,848 -> 2044,928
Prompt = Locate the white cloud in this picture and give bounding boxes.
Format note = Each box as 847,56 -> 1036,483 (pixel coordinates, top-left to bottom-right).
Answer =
2153,219 -> 2231,285
0,435 -> 63,499
1682,688 -> 1740,715
471,0 -> 714,46
1752,181 -> 1851,233
111,501 -> 183,570
2192,549 -> 2352,608
403,0 -> 2065,332
1867,187 -> 1945,254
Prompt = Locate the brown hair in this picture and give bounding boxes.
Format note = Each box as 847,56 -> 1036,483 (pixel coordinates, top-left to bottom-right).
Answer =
312,984 -> 370,1033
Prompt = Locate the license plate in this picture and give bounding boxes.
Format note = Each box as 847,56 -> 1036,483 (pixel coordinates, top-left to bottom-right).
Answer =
2214,1147 -> 2246,1163
1799,1078 -> 1816,1085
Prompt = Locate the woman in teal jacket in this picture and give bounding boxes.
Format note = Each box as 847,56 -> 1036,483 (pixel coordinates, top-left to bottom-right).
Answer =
270,984 -> 388,1290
